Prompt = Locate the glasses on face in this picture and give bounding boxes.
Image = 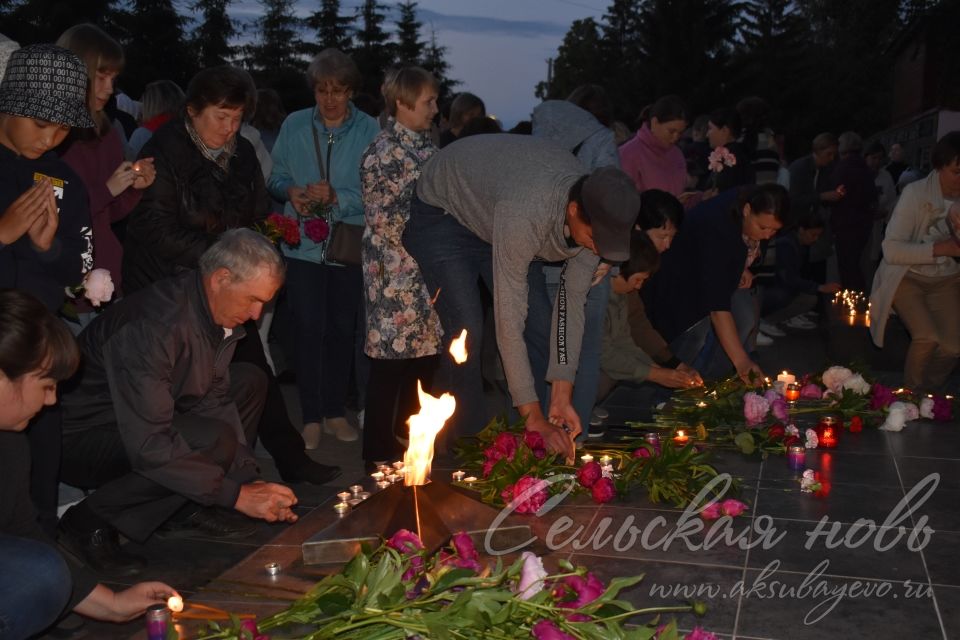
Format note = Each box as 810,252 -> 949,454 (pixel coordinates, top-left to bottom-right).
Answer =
316,86 -> 350,100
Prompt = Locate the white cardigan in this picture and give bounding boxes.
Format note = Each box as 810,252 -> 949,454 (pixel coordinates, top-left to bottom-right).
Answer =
869,171 -> 950,346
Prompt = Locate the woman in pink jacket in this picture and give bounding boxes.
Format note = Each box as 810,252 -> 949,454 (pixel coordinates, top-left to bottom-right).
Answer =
619,95 -> 689,198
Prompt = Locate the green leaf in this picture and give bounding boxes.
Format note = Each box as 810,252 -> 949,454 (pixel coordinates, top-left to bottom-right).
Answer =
430,567 -> 480,594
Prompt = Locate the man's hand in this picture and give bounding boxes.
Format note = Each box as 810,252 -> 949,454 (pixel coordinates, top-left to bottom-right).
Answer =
234,481 -> 299,523
677,362 -> 704,387
519,399 -> 576,464
0,180 -> 54,247
734,357 -> 765,385
648,365 -> 699,389
75,582 -> 179,623
820,189 -> 843,203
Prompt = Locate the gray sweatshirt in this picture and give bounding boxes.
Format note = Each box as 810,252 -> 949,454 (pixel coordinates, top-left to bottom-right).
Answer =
416,134 -> 595,406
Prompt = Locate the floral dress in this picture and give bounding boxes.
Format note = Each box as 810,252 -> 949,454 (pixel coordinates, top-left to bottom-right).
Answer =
360,119 -> 443,359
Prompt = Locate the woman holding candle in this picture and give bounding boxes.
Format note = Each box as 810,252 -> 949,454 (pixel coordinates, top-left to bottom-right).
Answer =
870,132 -> 960,392
0,289 -> 179,639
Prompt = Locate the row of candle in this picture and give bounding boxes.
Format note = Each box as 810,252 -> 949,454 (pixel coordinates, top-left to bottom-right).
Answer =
332,461 -> 407,515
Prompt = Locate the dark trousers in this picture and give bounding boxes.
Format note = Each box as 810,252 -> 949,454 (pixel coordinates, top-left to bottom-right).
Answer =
834,222 -> 871,292
27,405 -> 61,537
362,356 -> 439,464
403,196 -> 494,437
59,363 -> 266,542
0,535 -> 71,640
284,258 -> 362,423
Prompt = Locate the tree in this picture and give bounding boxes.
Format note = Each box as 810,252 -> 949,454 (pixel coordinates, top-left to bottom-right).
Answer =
307,0 -> 353,53
1,0 -> 122,44
535,17 -> 605,101
114,0 -> 196,96
420,26 -> 458,101
191,0 -> 236,68
394,0 -> 424,67
352,0 -> 394,96
244,0 -> 304,72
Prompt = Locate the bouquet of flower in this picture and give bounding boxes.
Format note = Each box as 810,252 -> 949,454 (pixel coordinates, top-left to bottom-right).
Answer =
193,529 -> 713,640
455,417 -> 736,510
257,213 -> 301,247
66,267 -> 115,307
707,146 -> 737,173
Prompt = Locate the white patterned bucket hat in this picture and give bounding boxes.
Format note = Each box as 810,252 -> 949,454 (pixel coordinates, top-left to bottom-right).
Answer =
0,44 -> 95,129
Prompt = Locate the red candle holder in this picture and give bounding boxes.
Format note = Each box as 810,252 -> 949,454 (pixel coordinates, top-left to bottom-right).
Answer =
785,383 -> 800,403
816,416 -> 841,448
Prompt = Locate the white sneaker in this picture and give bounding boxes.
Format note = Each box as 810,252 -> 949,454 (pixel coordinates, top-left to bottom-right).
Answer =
324,416 -> 359,442
756,332 -> 775,347
759,320 -> 786,337
302,422 -> 322,450
784,316 -> 817,330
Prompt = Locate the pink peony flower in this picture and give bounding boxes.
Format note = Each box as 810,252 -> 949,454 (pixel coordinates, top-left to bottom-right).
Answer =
387,529 -> 424,554
590,477 -> 616,504
685,628 -> 719,640
577,460 -> 602,488
493,432 -> 520,460
304,217 -> 330,243
707,146 -> 737,172
763,389 -> 782,404
524,430 -> 547,459
502,476 -> 549,514
515,551 -> 548,600
554,573 -> 606,609
770,398 -> 789,422
721,499 -> 748,517
800,383 -> 823,399
700,502 -> 723,520
870,383 -> 896,410
933,396 -> 953,422
451,531 -> 478,562
531,620 -> 575,640
81,268 -> 114,306
743,392 -> 770,425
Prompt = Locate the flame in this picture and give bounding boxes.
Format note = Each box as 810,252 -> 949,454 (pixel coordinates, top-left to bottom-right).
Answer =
403,381 -> 456,486
449,328 -> 468,364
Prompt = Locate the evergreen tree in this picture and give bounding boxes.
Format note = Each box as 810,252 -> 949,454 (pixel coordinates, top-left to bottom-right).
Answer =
734,0 -> 811,107
394,0 -> 425,67
352,0 -> 394,96
307,0 -> 353,53
420,26 -> 457,100
598,0 -> 645,120
2,0 -> 121,44
115,0 -> 196,96
535,17 -> 604,101
244,0 -> 305,72
192,0 -> 236,68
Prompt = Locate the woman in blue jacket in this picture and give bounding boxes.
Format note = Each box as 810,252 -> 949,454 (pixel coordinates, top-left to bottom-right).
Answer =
268,49 -> 379,446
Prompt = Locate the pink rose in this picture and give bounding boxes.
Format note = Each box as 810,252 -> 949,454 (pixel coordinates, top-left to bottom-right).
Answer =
721,499 -> 748,517
81,268 -> 114,306
554,573 -> 605,609
590,477 -> 616,504
782,434 -> 800,447
531,620 -> 575,640
502,476 -> 548,514
577,461 -> 602,488
800,383 -> 823,399
743,392 -> 770,425
763,389 -> 782,404
700,502 -> 722,520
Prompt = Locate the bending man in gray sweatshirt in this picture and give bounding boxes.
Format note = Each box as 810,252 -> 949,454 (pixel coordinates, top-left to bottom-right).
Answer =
403,134 -> 639,460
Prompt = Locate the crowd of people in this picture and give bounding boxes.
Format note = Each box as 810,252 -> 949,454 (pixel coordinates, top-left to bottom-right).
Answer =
2,24 -> 960,638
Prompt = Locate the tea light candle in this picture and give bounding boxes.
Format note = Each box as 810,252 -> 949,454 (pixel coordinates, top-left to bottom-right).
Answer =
785,383 -> 800,403
393,461 -> 405,470
376,480 -> 391,490
333,502 -> 350,515
464,476 -> 478,484
347,498 -> 362,506
599,455 -> 612,466
371,471 -> 385,482
696,401 -> 707,408
787,445 -> 805,470
452,470 -> 466,482
387,473 -> 400,483
673,430 -> 690,445
350,484 -> 363,496
357,491 -> 371,501
776,371 -> 796,385
337,491 -> 352,502
167,595 -> 183,613
264,561 -> 281,576
580,453 -> 594,464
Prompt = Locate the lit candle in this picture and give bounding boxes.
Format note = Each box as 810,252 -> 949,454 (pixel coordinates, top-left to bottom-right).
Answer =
816,417 -> 840,449
350,484 -> 363,496
371,471 -> 385,482
167,595 -> 183,613
393,461 -> 405,470
599,454 -> 612,466
787,445 -> 805,471
580,453 -> 594,464
452,470 -> 466,482
387,473 -> 401,483
333,502 -> 350,515
337,491 -> 351,502
357,491 -> 371,501
673,430 -> 690,445
376,480 -> 390,489
464,476 -> 478,484
776,371 -> 796,385
785,383 -> 800,403
696,401 -> 707,408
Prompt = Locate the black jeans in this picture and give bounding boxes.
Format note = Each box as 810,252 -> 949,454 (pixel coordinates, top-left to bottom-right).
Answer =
59,362 -> 266,542
362,356 -> 439,464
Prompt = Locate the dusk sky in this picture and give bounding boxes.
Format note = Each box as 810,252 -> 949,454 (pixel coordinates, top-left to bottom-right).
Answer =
228,0 -> 607,127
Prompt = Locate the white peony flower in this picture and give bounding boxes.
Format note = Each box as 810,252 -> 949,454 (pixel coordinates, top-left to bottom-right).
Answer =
920,397 -> 935,419
821,366 -> 854,393
514,551 -> 548,600
840,373 -> 871,395
805,428 -> 818,449
879,403 -> 908,432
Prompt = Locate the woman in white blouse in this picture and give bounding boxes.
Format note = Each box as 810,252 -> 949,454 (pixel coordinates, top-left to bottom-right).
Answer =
870,132 -> 960,391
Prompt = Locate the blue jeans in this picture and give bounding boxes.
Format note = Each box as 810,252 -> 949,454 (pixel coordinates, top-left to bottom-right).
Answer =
0,535 -> 71,639
403,196 -> 494,437
669,290 -> 758,382
284,257 -> 362,423
525,263 -> 608,429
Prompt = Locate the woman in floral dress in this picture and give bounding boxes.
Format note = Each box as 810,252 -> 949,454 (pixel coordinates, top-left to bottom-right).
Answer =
360,68 -> 443,467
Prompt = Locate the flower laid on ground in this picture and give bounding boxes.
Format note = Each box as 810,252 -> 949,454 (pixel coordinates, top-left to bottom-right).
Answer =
799,469 -> 829,496
871,383 -> 897,410
456,417 -> 735,511
849,416 -> 863,433
193,529 -> 708,640
933,396 -> 953,421
743,392 -> 770,425
800,382 -> 823,399
804,428 -> 818,448
880,402 -> 911,431
821,366 -> 855,394
920,397 -> 935,419
256,213 -> 300,247
699,498 -> 748,521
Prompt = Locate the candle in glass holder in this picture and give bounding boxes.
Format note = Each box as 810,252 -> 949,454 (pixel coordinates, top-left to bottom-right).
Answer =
787,445 -> 805,470
645,432 -> 661,447
376,480 -> 390,490
580,453 -> 594,464
673,430 -> 690,445
337,491 -> 351,502
333,502 -> 350,515
357,491 -> 371,501
785,383 -> 800,403
816,417 -> 840,448
452,470 -> 466,482
350,484 -> 363,496
371,471 -> 385,482
393,461 -> 405,470
166,595 -> 184,613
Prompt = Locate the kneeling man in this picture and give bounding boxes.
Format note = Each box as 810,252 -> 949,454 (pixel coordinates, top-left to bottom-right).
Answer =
59,229 -> 297,575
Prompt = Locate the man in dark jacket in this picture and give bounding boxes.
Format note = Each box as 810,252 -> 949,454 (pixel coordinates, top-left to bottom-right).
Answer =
58,230 -> 299,576
829,131 -> 879,291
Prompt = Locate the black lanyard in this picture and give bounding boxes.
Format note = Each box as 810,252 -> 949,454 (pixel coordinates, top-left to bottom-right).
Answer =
310,119 -> 334,182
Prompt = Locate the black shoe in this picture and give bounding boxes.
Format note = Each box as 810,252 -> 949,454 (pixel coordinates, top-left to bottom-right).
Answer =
279,460 -> 342,485
58,513 -> 147,578
158,506 -> 259,539
587,418 -> 606,439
